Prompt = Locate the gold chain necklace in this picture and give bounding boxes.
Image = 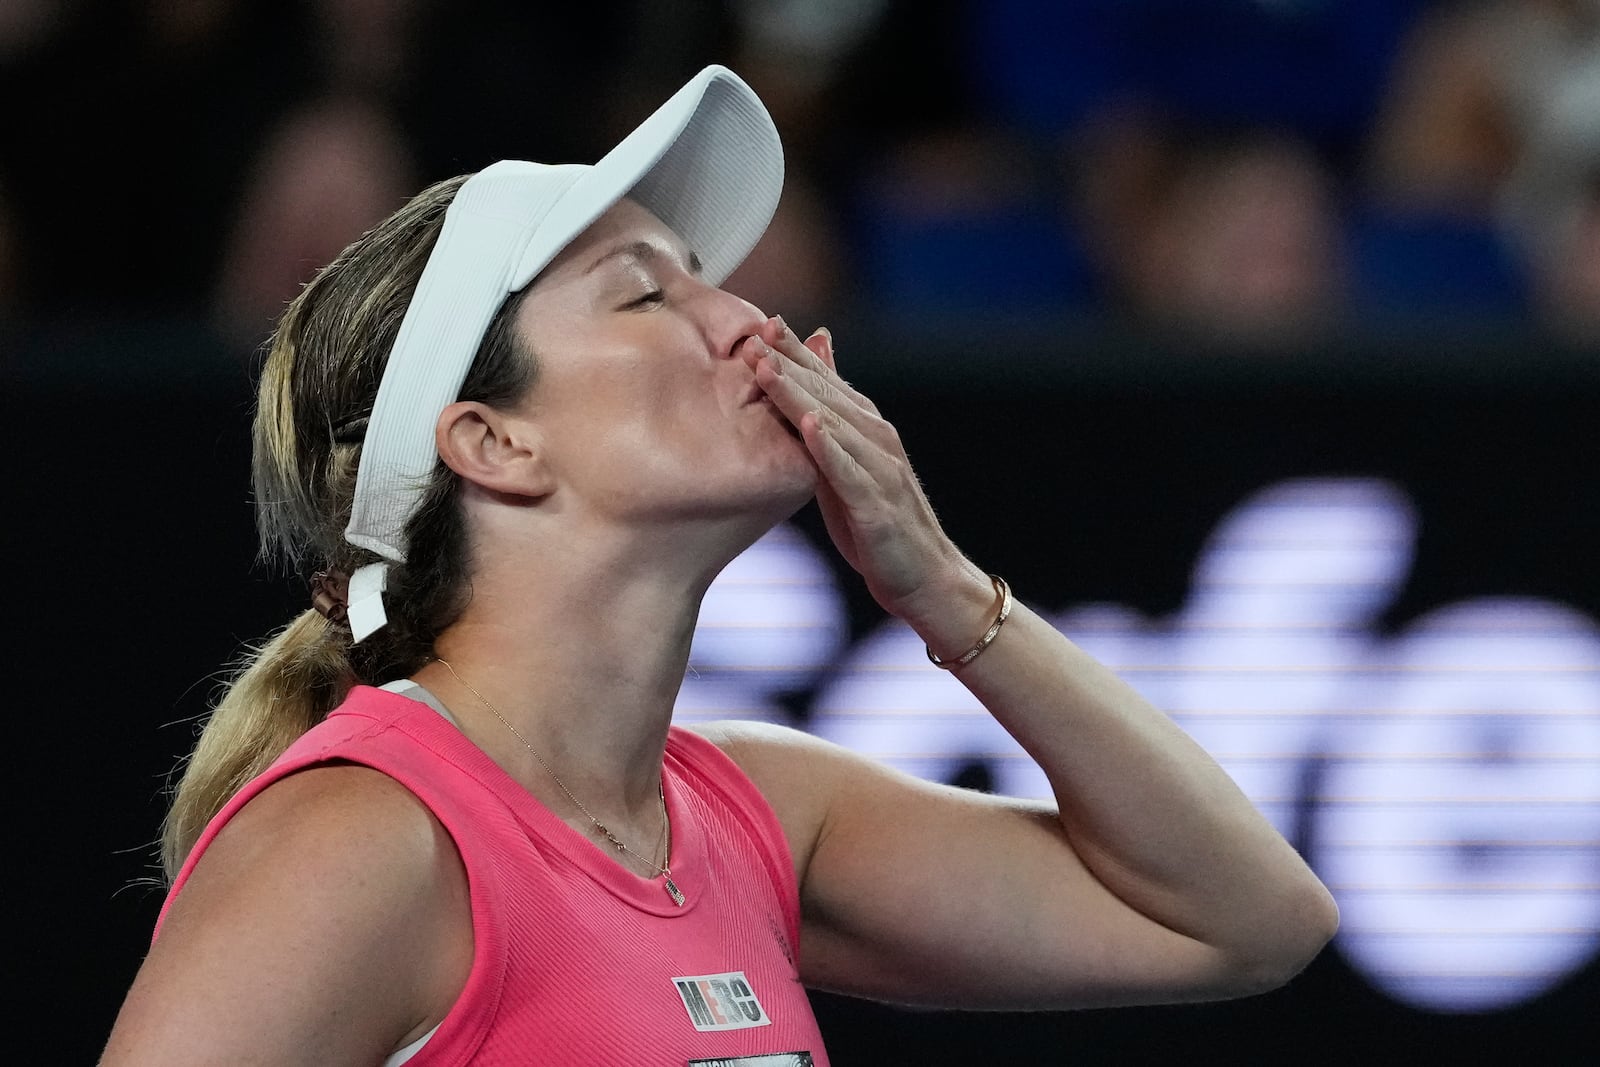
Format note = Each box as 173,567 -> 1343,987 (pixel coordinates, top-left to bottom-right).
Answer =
435,658 -> 684,906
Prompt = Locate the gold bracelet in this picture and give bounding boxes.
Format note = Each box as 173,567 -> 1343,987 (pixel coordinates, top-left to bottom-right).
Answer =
926,575 -> 1013,670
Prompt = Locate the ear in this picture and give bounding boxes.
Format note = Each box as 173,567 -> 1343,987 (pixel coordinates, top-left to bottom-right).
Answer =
435,400 -> 554,498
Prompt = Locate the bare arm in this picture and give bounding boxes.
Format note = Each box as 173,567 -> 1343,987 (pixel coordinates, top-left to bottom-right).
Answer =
715,318 -> 1338,1009
100,765 -> 472,1066
703,597 -> 1335,1008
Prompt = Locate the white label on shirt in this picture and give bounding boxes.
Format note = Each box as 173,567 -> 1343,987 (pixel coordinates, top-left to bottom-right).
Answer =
672,971 -> 772,1032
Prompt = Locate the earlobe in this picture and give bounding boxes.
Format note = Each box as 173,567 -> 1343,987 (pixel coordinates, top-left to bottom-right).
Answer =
435,401 -> 553,498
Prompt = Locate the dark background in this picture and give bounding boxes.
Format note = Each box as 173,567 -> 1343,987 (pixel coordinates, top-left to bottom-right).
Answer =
7,0 -> 1600,1063
10,320 -> 1597,1065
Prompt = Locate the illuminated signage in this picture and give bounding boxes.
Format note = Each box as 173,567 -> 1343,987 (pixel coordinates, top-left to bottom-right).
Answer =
673,478 -> 1600,1012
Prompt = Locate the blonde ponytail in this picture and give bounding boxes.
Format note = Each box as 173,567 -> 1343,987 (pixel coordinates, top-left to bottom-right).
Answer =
155,172 -> 537,884
161,610 -> 354,879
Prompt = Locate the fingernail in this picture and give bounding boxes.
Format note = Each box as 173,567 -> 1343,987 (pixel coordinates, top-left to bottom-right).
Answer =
773,314 -> 789,337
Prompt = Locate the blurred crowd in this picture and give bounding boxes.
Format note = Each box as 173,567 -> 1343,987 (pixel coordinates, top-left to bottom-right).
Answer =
2,0 -> 1599,352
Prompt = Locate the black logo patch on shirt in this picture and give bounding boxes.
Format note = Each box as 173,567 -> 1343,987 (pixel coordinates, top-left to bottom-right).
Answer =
688,1054 -> 814,1067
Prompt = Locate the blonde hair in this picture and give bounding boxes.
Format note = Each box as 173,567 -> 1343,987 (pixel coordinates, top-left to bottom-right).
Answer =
161,176 -> 537,880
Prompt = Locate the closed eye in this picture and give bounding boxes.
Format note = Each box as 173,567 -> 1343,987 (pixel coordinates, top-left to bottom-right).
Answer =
626,289 -> 665,310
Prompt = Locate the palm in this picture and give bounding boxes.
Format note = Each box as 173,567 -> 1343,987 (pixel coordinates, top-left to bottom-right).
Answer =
814,478 -> 860,574
762,323 -> 958,613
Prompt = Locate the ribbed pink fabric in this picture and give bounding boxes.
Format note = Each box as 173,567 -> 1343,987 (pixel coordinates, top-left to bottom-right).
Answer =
158,686 -> 830,1065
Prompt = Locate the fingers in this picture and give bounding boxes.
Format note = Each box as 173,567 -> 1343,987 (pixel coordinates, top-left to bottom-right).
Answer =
800,403 -> 877,503
805,325 -> 834,371
763,313 -> 830,367
750,317 -> 878,417
740,319 -> 901,501
748,337 -> 872,456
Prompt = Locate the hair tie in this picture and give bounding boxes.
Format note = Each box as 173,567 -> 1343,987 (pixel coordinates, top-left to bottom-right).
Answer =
310,569 -> 350,624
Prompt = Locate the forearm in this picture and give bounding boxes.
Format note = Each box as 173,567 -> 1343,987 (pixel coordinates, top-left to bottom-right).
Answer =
909,565 -> 1339,978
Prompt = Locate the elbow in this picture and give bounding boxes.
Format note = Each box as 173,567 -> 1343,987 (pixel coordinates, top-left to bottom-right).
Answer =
1221,879 -> 1341,998
1297,879 -> 1342,966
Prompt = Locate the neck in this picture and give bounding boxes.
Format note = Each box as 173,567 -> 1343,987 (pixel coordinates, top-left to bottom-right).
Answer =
412,514 -> 753,826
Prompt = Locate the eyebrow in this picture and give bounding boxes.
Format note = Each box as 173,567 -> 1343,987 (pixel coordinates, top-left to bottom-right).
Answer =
584,240 -> 703,278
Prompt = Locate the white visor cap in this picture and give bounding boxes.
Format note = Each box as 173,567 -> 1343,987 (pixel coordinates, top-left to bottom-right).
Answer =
341,64 -> 783,641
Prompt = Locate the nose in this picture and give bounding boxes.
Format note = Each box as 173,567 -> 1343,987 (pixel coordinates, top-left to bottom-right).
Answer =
696,281 -> 769,361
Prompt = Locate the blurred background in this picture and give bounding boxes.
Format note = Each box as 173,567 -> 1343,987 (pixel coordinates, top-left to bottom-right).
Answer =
4,1 -> 1597,1063
8,0 -> 1600,342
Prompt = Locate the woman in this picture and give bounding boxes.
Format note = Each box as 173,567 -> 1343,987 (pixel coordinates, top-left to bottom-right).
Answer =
102,66 -> 1337,1066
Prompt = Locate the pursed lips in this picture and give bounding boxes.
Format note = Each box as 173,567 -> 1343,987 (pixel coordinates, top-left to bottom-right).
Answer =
740,378 -> 802,439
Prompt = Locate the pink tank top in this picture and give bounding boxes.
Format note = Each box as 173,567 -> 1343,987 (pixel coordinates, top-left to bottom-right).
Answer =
159,685 -> 830,1066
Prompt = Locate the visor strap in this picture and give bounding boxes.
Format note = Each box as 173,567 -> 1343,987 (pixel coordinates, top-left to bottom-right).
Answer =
348,561 -> 391,643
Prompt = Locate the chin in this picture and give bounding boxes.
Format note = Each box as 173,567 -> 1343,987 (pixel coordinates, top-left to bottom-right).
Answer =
687,481 -> 813,583
747,465 -> 818,524
725,452 -> 816,533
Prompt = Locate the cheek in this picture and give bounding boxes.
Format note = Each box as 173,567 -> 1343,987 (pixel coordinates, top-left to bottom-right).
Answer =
551,377 -> 715,472
541,349 -> 657,421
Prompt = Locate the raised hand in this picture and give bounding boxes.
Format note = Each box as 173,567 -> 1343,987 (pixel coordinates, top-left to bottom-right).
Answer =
740,316 -> 987,630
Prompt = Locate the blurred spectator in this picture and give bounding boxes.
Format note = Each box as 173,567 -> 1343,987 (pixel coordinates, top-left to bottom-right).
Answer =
711,0 -> 895,323
0,0 -> 312,317
1530,179 -> 1600,337
144,0 -> 241,55
1355,0 -> 1600,328
312,0 -> 423,97
967,0 -> 1427,166
210,0 -> 858,344
209,0 -> 426,346
1077,119 -> 1344,341
839,0 -> 1421,331
1352,0 -> 1533,318
721,174 -> 844,327
214,98 -> 416,346
1362,3 -> 1521,215
824,0 -> 1098,323
0,0 -> 67,63
1492,0 -> 1600,337
723,0 -> 891,159
11,0 -> 1598,343
849,126 -> 1094,324
400,3 -> 732,178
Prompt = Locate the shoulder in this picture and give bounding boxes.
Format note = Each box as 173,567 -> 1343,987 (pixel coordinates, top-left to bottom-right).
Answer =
683,719 -> 1036,878
202,761 -> 458,880
685,719 -> 842,796
114,764 -> 472,1064
686,718 -> 920,797
683,720 -> 927,873
165,761 -> 471,973
166,763 -> 472,967
682,717 -> 802,761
